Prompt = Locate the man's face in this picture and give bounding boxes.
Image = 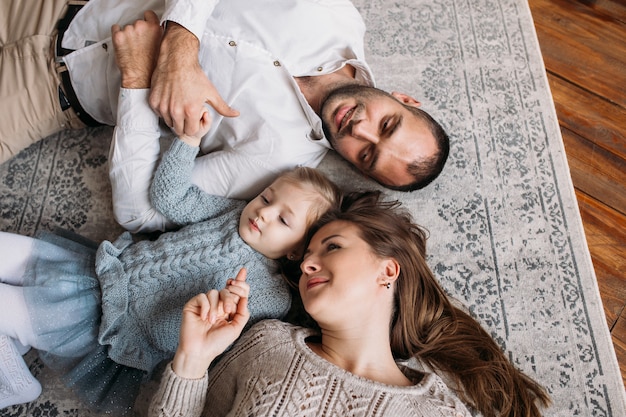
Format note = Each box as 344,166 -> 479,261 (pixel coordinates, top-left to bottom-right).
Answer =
320,85 -> 438,188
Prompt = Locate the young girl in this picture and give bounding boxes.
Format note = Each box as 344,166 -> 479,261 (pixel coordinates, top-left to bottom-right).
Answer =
0,147 -> 340,413
149,191 -> 550,417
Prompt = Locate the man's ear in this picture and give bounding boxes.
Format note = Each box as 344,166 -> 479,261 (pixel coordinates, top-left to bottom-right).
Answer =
391,91 -> 421,108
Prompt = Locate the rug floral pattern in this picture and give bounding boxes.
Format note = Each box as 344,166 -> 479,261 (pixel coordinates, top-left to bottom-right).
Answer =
1,0 -> 624,416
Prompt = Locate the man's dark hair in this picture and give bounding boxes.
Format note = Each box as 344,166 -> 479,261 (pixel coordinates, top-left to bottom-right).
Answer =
384,106 -> 450,192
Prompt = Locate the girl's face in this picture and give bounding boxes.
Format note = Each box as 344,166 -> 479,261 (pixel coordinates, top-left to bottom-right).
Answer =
239,178 -> 318,259
298,220 -> 396,324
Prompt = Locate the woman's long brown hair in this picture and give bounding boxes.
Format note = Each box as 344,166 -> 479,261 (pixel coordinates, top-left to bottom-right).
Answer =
300,191 -> 551,417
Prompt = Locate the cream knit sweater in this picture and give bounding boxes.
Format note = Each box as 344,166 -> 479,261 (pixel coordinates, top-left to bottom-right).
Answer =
149,320 -> 471,417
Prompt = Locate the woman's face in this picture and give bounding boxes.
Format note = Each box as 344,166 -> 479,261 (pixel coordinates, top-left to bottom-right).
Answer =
299,220 -> 395,323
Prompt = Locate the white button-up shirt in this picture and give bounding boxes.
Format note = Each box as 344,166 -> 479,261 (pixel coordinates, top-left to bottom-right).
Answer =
62,0 -> 375,232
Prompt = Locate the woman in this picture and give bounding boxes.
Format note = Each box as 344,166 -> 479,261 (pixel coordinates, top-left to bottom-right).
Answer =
149,191 -> 550,417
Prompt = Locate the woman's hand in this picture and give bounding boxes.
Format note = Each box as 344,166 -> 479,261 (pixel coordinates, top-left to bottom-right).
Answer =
171,269 -> 250,379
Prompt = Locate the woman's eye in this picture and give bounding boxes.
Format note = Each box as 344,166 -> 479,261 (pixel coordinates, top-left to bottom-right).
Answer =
261,196 -> 269,204
327,243 -> 340,251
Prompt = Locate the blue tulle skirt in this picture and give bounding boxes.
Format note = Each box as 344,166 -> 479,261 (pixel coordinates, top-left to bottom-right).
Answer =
22,230 -> 145,415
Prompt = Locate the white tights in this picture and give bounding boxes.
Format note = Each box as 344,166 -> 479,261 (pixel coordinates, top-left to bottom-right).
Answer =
0,232 -> 42,407
0,232 -> 37,344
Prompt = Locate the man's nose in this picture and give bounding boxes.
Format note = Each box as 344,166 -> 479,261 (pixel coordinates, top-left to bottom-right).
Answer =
351,120 -> 379,143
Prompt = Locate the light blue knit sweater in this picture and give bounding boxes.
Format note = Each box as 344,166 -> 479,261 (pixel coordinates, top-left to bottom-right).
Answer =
95,139 -> 291,372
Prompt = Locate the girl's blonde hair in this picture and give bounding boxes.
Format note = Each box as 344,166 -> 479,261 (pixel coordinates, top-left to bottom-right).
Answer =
275,167 -> 342,230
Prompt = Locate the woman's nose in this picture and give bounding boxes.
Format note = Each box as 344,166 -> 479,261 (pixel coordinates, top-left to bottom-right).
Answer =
300,256 -> 319,273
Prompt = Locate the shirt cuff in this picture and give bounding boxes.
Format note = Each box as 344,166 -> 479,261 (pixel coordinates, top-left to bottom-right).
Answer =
116,88 -> 160,131
162,0 -> 219,40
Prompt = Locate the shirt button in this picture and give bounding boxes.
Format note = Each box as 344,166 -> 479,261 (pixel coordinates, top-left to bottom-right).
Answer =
317,66 -> 323,72
273,60 -> 281,67
228,40 -> 237,47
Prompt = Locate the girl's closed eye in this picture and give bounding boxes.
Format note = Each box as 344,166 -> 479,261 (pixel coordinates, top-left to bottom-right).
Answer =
279,215 -> 289,226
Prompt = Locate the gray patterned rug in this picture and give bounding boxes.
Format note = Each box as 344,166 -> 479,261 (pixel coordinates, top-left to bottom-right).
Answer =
1,0 -> 625,416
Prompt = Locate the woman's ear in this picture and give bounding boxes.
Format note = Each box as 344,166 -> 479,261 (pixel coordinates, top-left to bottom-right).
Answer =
391,91 -> 421,108
378,258 -> 400,285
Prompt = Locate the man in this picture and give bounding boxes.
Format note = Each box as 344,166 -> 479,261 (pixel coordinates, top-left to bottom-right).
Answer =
0,0 -> 449,233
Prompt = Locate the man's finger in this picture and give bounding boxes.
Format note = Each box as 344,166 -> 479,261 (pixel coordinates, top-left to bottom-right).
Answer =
206,97 -> 239,118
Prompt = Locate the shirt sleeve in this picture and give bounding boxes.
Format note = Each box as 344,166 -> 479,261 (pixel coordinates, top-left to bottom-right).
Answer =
162,0 -> 220,40
189,150 -> 280,201
108,88 -> 175,233
148,363 -> 208,417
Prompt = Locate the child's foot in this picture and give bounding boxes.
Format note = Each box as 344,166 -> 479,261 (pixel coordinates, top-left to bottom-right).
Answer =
0,335 -> 41,408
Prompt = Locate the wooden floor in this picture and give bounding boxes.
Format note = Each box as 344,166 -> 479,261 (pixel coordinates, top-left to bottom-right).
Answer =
527,0 -> 626,388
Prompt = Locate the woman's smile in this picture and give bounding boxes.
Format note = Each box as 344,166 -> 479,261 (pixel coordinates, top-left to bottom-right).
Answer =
305,276 -> 329,290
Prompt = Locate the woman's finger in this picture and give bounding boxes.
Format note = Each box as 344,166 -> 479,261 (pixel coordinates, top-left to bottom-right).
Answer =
207,289 -> 220,324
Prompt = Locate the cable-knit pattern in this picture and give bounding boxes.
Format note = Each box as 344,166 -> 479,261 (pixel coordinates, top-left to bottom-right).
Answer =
95,211 -> 291,372
152,320 -> 472,416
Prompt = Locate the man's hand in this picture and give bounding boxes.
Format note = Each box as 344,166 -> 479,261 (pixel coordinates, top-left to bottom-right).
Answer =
111,10 -> 163,89
149,22 -> 239,137
172,269 -> 250,379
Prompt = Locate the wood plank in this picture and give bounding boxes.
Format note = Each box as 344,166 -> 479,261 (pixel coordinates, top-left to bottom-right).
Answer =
575,191 -> 626,328
529,0 -> 626,106
530,0 -> 626,391
547,73 -> 626,161
611,311 -> 626,389
576,0 -> 626,23
562,128 -> 626,215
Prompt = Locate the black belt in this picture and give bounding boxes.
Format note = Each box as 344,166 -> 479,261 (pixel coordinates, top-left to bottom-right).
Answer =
56,2 -> 102,127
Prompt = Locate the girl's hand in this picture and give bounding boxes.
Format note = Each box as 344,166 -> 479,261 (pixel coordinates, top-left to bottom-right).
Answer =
178,110 -> 212,147
172,268 -> 250,378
